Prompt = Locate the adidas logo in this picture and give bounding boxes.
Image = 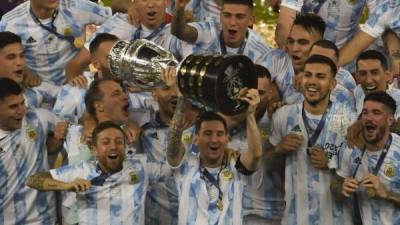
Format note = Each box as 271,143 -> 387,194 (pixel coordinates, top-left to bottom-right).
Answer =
26,36 -> 37,44
149,132 -> 158,139
290,125 -> 302,133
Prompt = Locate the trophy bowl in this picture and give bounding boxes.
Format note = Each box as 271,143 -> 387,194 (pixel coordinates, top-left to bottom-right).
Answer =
107,39 -> 177,89
177,54 -> 257,115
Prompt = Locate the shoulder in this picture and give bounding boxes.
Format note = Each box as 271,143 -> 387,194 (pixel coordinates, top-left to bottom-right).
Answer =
247,29 -> 272,51
1,2 -> 29,24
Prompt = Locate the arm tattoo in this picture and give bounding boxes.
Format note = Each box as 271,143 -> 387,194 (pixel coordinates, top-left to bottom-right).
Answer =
167,96 -> 186,163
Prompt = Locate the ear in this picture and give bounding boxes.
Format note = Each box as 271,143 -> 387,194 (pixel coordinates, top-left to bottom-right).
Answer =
330,78 -> 337,91
388,115 -> 396,127
249,15 -> 255,27
94,101 -> 104,113
193,133 -> 199,146
91,58 -> 101,70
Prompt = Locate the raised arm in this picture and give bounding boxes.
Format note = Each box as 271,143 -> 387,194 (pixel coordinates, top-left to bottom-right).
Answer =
162,67 -> 187,166
171,0 -> 198,43
237,89 -> 263,171
339,31 -> 375,67
27,172 -> 91,192
274,6 -> 296,49
65,48 -> 92,82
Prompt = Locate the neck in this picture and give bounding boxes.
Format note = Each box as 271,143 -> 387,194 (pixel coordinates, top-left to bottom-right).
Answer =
98,162 -> 122,175
366,131 -> 391,152
158,110 -> 172,125
31,3 -> 56,20
200,155 -> 224,168
304,97 -> 330,115
142,20 -> 164,30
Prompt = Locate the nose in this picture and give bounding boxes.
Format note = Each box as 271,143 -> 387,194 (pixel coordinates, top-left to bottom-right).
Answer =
17,104 -> 27,116
16,56 -> 24,66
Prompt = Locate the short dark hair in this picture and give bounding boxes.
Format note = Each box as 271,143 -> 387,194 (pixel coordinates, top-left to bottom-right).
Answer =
304,54 -> 337,77
92,121 -> 126,147
292,13 -> 326,38
0,31 -> 22,50
254,64 -> 271,80
89,33 -> 119,55
222,0 -> 253,9
84,78 -> 122,117
364,91 -> 396,115
195,111 -> 228,134
0,78 -> 23,102
311,39 -> 339,61
356,50 -> 389,71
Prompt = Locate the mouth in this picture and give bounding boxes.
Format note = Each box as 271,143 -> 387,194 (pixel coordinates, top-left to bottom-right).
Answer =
365,123 -> 376,133
292,55 -> 301,61
147,11 -> 157,17
365,86 -> 377,93
305,86 -> 319,95
209,143 -> 220,151
227,29 -> 237,36
13,70 -> 24,77
107,152 -> 120,160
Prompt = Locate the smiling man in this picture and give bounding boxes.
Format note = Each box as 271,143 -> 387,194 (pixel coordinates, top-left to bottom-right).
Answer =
332,91 -> 400,225
171,0 -> 271,64
27,121 -> 171,225
268,55 -> 356,225
354,50 -> 400,119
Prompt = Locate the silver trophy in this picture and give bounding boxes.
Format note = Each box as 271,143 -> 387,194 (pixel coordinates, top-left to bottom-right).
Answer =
107,39 -> 178,89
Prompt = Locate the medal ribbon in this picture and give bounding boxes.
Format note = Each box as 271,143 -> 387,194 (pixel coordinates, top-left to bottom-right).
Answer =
133,22 -> 167,41
29,7 -> 74,44
301,101 -> 332,155
200,158 -> 227,205
90,164 -> 111,186
219,31 -> 247,55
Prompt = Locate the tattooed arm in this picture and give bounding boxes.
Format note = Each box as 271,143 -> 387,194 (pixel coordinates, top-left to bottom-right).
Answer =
171,0 -> 198,43
27,172 -> 92,192
167,96 -> 187,167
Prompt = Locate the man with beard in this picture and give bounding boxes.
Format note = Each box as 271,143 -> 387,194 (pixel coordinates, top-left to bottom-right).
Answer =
171,0 -> 271,64
140,67 -> 199,225
354,50 -> 400,120
268,55 -> 356,225
28,121 -> 171,225
331,91 -> 400,225
0,0 -> 112,85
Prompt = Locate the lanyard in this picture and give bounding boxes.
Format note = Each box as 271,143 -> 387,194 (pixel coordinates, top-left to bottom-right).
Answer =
29,7 -> 74,43
133,22 -> 167,41
200,158 -> 226,202
301,101 -> 332,155
90,164 -> 111,186
219,31 -> 247,55
352,134 -> 393,177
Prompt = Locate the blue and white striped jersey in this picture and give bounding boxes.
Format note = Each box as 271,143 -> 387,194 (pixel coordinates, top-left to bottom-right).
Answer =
269,101 -> 356,225
362,0 -> 400,39
52,72 -> 95,123
189,20 -> 272,63
337,133 -> 400,225
85,13 -> 193,61
0,108 -> 59,225
228,111 -> 285,221
24,82 -> 61,109
281,0 -> 377,48
140,111 -> 196,225
174,154 -> 246,225
188,0 -> 221,29
0,0 -> 112,85
354,85 -> 400,119
336,68 -> 356,92
50,157 -> 171,225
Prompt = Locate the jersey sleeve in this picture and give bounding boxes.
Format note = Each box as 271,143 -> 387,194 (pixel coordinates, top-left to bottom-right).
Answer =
69,0 -> 112,26
189,21 -> 218,45
362,1 -> 392,39
336,145 -> 353,179
268,107 -> 288,147
50,161 -> 92,183
280,0 -> 304,11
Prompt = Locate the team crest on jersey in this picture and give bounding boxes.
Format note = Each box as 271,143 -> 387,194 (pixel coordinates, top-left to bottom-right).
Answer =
383,163 -> 396,178
63,27 -> 73,36
182,133 -> 192,145
260,129 -> 269,140
26,127 -> 38,141
221,168 -> 233,181
129,171 -> 139,184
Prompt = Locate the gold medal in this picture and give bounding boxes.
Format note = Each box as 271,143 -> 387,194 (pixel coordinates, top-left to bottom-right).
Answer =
73,36 -> 85,49
221,169 -> 233,181
216,199 -> 223,211
366,187 -> 376,198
